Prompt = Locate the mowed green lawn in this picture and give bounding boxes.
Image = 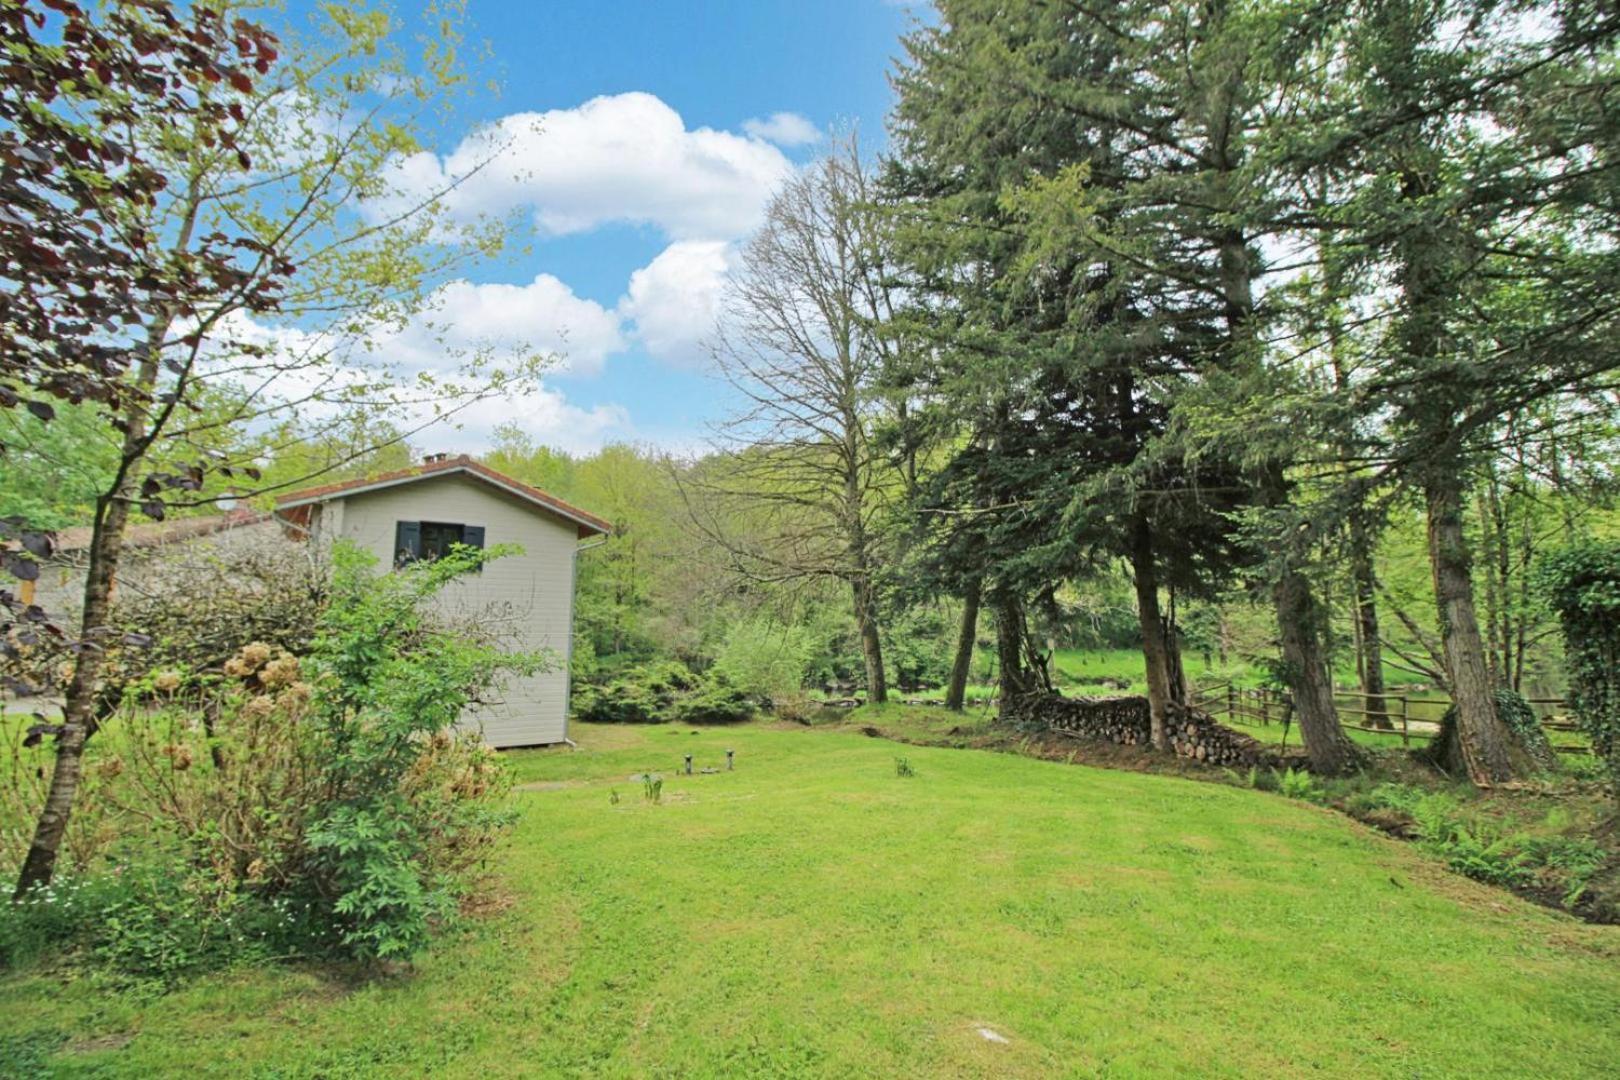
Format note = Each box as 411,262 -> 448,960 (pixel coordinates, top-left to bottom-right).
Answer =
3,723 -> 1619,1078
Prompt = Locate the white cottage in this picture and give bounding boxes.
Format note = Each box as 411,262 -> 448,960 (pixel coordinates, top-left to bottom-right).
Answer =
274,454 -> 610,748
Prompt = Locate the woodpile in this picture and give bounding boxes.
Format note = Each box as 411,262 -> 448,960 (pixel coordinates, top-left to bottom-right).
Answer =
1007,693 -> 1278,768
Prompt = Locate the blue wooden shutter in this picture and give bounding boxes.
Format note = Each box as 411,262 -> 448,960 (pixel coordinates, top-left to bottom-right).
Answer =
394,521 -> 421,566
462,525 -> 485,550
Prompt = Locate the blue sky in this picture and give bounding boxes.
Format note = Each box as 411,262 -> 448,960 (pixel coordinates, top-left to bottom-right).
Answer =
279,0 -> 921,456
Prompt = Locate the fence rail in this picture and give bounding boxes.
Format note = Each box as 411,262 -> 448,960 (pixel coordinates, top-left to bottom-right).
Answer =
1189,683 -> 1590,754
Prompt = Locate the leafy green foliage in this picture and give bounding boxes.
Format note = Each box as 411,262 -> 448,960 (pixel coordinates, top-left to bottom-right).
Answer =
883,606 -> 956,693
573,661 -> 752,725
1276,768 -> 1323,803
305,806 -> 455,962
0,848 -> 278,988
710,617 -> 814,703
1536,542 -> 1620,790
0,403 -> 119,530
3,541 -> 538,973
0,870 -> 127,972
669,673 -> 754,725
571,664 -> 686,724
1362,784 -> 1610,905
87,856 -> 268,985
293,543 -> 542,960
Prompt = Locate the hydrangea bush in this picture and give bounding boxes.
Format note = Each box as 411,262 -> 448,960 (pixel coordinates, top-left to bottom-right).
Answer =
3,541 -> 542,978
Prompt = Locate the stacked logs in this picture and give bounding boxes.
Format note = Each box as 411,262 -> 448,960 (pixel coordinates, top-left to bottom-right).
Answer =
1007,693 -> 1277,768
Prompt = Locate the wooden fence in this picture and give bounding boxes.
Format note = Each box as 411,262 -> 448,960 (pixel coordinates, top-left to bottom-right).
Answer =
1189,683 -> 1590,754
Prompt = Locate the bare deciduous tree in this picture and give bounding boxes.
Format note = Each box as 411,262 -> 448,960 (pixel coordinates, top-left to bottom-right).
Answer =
684,137 -> 900,704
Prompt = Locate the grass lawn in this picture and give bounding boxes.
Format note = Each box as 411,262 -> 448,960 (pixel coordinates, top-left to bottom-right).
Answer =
3,722 -> 1618,1078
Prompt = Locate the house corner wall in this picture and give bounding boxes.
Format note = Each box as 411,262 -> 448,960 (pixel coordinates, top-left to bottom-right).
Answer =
326,474 -> 580,748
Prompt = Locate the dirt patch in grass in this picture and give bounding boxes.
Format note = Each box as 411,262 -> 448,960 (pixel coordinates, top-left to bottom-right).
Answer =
459,882 -> 518,920
66,1032 -> 135,1055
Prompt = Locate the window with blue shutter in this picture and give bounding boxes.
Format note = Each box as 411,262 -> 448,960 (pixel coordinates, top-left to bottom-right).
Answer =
397,521 -> 485,570
394,521 -> 421,567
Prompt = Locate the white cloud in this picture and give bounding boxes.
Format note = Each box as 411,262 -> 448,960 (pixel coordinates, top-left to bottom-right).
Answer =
389,273 -> 624,377
742,112 -> 820,147
196,279 -> 635,454
382,92 -> 795,242
618,240 -> 734,366
433,385 -> 632,454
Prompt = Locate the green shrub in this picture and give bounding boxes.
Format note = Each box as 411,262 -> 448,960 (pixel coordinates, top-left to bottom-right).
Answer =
711,617 -> 813,703
89,857 -> 270,984
571,679 -> 656,724
291,542 -> 542,961
1277,768 -> 1321,802
9,542 -> 539,976
0,870 -> 118,971
303,804 -> 454,961
573,660 -> 694,723
1535,541 -> 1620,789
885,606 -> 955,691
671,672 -> 753,724
574,661 -> 753,724
1434,825 -> 1532,888
1363,784 -> 1610,904
1519,834 -> 1608,905
1246,765 -> 1280,792
0,851 -> 275,987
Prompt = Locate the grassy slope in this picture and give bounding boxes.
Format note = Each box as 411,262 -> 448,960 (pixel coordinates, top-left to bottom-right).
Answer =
3,722 -> 1619,1078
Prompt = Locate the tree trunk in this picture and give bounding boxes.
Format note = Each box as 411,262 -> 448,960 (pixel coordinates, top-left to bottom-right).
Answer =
1347,509 -> 1390,728
945,576 -> 981,712
994,592 -> 1030,706
13,494 -> 131,897
850,573 -> 887,706
1203,110 -> 1352,767
13,171 -> 202,897
1424,468 -> 1525,785
1130,518 -> 1173,751
1476,470 -> 1507,686
1162,600 -> 1187,707
1273,567 -> 1363,774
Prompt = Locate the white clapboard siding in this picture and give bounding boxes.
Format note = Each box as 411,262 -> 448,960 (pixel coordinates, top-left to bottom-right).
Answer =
326,473 -> 579,747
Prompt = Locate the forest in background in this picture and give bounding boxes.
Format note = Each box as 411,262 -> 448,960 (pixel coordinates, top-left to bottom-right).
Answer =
6,405 -> 1614,712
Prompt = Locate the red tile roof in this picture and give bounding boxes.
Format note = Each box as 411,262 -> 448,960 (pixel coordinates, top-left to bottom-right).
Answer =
273,455 -> 611,538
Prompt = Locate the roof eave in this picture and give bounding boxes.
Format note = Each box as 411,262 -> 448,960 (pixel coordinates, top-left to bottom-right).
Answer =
276,464 -> 610,538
